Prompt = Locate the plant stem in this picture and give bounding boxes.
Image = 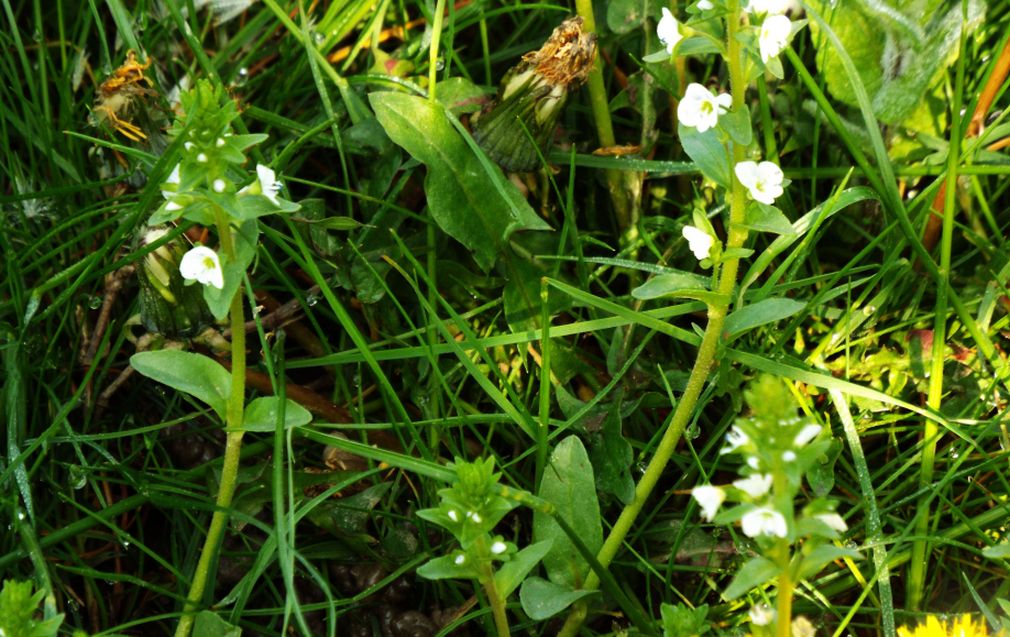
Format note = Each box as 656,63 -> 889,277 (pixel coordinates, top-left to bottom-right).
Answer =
573,0 -> 635,231
557,4 -> 749,635
774,539 -> 794,637
174,212 -> 247,637
475,537 -> 510,636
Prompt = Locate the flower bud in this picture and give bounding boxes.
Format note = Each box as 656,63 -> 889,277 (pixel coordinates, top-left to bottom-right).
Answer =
136,226 -> 214,337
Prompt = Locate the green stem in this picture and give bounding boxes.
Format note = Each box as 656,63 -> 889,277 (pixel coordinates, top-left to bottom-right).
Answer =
907,17 -> 965,610
174,212 -> 247,637
557,4 -> 749,635
774,539 -> 794,637
573,0 -> 635,230
474,537 -> 510,637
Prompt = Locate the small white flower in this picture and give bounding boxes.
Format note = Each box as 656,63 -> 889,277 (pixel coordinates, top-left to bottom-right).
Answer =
490,540 -> 507,555
216,137 -> 226,147
467,511 -> 482,524
691,485 -> 726,521
196,152 -> 208,163
165,201 -> 183,212
677,83 -> 733,133
747,0 -> 790,14
749,604 -> 775,626
733,473 -> 773,499
696,0 -> 714,9
184,142 -> 194,151
747,456 -> 761,470
447,509 -> 459,522
241,164 -> 283,204
682,225 -> 713,260
814,512 -> 848,533
179,246 -> 224,289
793,423 -> 822,447
657,7 -> 683,55
162,164 -> 181,197
720,426 -> 750,454
741,506 -> 788,538
454,553 -> 466,565
212,178 -> 226,193
759,15 -> 792,62
782,450 -> 797,462
735,160 -> 784,204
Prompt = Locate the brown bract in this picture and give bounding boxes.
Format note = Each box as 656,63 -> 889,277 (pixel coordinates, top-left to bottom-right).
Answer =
521,16 -> 597,88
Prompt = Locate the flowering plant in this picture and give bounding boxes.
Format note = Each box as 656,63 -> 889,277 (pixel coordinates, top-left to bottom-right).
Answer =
692,376 -> 859,634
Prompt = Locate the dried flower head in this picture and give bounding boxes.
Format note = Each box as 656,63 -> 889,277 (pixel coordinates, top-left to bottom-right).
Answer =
473,16 -> 597,171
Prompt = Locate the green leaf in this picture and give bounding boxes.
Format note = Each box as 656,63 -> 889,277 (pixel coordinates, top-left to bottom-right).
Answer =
370,91 -> 550,271
678,123 -> 730,188
720,108 -> 752,146
798,544 -> 863,579
982,543 -> 1010,559
742,202 -> 796,235
494,540 -> 552,598
607,0 -> 645,34
416,553 -> 479,580
723,298 -> 806,338
534,435 -> 603,588
519,576 -> 597,620
0,580 -> 63,637
588,403 -> 635,504
677,36 -> 722,57
722,555 -> 780,600
631,272 -> 710,300
808,0 -> 984,125
130,350 -> 231,419
243,396 -> 313,432
660,602 -> 710,637
193,610 -> 241,637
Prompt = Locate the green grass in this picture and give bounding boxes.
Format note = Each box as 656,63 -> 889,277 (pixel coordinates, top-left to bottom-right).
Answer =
3,0 -> 1010,635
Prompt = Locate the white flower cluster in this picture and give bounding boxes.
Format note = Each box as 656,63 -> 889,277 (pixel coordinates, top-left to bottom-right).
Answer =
691,417 -> 847,540
164,163 -> 284,291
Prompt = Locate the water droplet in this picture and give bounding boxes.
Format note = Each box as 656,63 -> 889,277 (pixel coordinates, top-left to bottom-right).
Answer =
434,58 -> 445,71
306,294 -> 319,307
89,295 -> 103,310
313,31 -> 325,45
238,67 -> 248,77
862,305 -> 875,316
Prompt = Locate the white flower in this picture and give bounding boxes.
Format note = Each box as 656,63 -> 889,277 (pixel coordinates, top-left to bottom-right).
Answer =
490,540 -> 507,555
454,553 -> 466,565
467,511 -> 482,524
691,485 -> 726,521
759,15 -> 792,62
749,604 -> 775,626
179,246 -> 224,290
212,178 -> 226,193
677,83 -> 732,133
782,450 -> 797,462
447,509 -> 459,522
682,225 -> 713,260
696,0 -> 714,9
741,506 -> 788,538
240,164 -> 282,204
747,0 -> 790,14
720,426 -> 750,454
657,8 -> 683,54
793,423 -> 822,447
733,473 -> 773,499
734,160 -> 784,204
814,513 -> 848,533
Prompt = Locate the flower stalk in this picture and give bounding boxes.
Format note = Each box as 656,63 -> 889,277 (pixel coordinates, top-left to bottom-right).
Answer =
557,2 -> 751,634
174,208 -> 247,637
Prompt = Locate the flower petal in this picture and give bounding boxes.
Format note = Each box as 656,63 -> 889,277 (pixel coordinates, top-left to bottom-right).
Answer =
691,485 -> 726,521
